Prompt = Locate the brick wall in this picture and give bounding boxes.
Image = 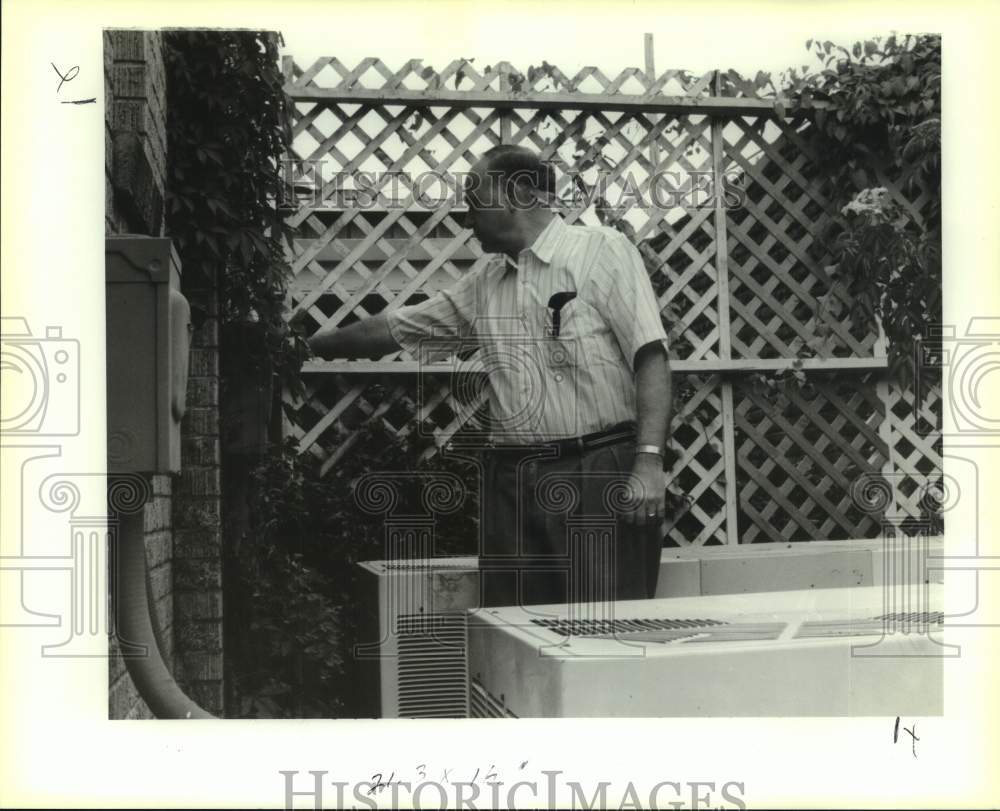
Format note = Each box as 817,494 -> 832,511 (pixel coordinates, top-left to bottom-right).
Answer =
104,30 -> 166,237
105,29 -> 224,718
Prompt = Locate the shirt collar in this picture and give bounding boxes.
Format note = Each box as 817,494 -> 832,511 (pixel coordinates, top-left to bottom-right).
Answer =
523,214 -> 565,264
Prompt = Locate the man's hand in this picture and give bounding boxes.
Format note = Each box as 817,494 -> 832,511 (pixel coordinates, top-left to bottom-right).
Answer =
623,453 -> 666,525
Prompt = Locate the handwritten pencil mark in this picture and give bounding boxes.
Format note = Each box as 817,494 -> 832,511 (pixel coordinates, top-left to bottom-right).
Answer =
51,62 -> 93,105
51,63 -> 80,93
893,716 -> 920,758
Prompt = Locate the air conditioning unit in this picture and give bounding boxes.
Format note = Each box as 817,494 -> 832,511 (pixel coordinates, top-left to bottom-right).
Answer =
357,536 -> 943,718
355,557 -> 478,719
468,584 -> 944,717
355,552 -> 691,718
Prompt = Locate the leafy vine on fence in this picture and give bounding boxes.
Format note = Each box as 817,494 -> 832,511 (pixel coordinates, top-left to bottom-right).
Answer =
164,30 -> 309,401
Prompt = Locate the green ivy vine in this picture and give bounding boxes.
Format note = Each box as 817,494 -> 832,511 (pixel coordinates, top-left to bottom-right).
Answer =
164,30 -> 309,401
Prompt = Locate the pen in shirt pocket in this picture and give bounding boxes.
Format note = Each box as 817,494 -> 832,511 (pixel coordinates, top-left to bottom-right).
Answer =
547,291 -> 577,338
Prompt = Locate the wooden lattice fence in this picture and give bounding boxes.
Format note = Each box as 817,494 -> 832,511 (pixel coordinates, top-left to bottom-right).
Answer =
279,55 -> 943,546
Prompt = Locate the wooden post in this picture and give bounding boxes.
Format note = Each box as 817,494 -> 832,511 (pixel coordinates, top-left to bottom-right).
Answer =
499,62 -> 512,144
644,33 -> 661,172
712,96 -> 740,544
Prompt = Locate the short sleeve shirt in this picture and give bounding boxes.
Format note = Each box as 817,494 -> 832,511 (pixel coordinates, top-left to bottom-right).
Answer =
385,214 -> 669,443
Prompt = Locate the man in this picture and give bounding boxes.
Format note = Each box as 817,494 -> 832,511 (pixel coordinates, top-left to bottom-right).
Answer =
309,145 -> 671,609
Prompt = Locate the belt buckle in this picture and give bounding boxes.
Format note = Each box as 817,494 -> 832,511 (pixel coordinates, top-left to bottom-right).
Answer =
576,436 -> 585,454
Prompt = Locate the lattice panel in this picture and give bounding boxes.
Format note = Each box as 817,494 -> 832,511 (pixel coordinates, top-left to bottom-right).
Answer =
663,375 -> 728,546
733,375 -> 890,543
280,56 -> 942,551
723,117 -> 880,360
285,56 -> 717,99
881,381 -> 944,524
286,374 -> 492,474
285,206 -> 484,345
285,65 -> 724,363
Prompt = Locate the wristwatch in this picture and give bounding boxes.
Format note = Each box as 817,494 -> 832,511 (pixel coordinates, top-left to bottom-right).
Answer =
635,444 -> 664,459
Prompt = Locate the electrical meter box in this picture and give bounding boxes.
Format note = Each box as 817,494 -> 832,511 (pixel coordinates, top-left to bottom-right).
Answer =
106,237 -> 191,474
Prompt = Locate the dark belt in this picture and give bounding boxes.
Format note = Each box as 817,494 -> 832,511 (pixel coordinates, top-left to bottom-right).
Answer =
487,421 -> 636,457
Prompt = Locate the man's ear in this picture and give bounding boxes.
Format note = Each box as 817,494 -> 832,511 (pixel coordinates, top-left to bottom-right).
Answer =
507,177 -> 539,212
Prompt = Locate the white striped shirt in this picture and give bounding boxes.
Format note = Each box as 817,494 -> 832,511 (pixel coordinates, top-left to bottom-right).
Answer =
385,214 -> 669,443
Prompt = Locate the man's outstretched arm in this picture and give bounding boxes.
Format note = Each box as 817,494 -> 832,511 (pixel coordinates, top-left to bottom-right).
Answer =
307,312 -> 402,360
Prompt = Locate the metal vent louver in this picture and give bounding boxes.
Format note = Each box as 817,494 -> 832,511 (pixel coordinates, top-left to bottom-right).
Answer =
397,614 -> 468,718
589,623 -> 787,644
795,611 -> 944,640
470,678 -> 517,718
875,611 -> 944,623
384,559 -> 474,570
530,617 -> 727,636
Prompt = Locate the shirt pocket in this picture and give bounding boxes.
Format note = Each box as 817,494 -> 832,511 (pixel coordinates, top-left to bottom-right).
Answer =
555,295 -> 600,340
551,294 -> 629,377
546,296 -> 603,369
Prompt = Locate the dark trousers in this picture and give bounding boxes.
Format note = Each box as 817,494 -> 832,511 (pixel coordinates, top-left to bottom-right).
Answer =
479,437 -> 661,610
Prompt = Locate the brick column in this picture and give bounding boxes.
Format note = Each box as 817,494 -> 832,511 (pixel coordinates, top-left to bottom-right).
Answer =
173,289 -> 225,714
107,30 -> 167,236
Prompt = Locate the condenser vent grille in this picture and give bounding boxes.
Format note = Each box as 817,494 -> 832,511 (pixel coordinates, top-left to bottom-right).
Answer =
590,622 -> 787,644
795,611 -> 944,640
531,617 -> 727,637
470,678 -> 517,718
384,560 -> 475,570
875,611 -> 944,624
396,614 -> 468,718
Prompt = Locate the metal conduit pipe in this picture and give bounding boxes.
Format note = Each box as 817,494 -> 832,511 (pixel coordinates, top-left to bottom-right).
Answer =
115,505 -> 215,719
